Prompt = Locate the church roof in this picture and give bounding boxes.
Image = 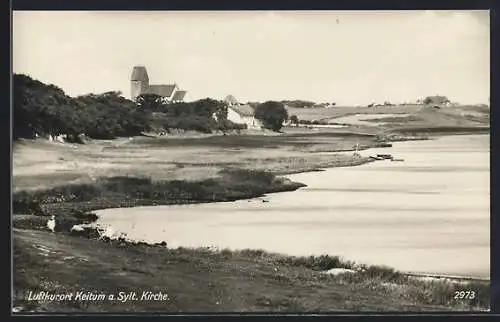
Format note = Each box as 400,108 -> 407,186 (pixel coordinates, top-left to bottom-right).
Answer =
131,66 -> 149,81
172,90 -> 187,101
145,84 -> 178,97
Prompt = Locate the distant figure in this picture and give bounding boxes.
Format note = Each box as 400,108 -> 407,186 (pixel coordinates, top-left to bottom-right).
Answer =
353,142 -> 361,158
47,215 -> 56,233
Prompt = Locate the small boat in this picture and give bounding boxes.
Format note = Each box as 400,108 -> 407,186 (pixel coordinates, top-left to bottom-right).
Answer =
370,156 -> 384,160
376,154 -> 393,159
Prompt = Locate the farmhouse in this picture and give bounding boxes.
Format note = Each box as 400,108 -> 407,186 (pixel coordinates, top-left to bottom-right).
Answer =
130,66 -> 187,103
223,95 -> 263,130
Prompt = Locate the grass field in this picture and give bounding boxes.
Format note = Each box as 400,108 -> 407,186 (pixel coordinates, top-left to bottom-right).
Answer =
287,104 -> 489,127
13,227 -> 489,312
12,107 -> 491,313
13,130 -> 380,192
287,105 -> 423,121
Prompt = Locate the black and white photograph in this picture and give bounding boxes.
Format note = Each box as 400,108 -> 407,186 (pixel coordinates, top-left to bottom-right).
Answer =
12,10 -> 490,313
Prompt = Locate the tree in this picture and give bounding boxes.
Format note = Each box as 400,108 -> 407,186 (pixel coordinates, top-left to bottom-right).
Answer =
280,100 -> 315,108
254,101 -> 289,132
13,74 -> 248,140
136,93 -> 166,112
215,103 -> 228,121
247,102 -> 260,109
423,95 -> 450,105
191,98 -> 224,118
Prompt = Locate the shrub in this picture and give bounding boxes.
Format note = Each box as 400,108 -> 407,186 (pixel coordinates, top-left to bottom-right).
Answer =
276,254 -> 349,271
423,95 -> 450,105
358,264 -> 406,283
219,168 -> 275,185
254,101 -> 289,132
289,115 -> 299,125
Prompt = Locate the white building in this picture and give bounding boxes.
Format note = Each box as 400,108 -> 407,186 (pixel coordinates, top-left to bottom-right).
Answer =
227,105 -> 263,129
223,95 -> 262,130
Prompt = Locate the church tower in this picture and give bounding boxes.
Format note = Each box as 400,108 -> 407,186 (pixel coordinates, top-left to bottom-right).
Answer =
130,66 -> 150,101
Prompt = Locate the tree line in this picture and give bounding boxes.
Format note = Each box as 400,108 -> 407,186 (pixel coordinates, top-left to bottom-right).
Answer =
280,100 -> 336,108
13,74 -> 246,141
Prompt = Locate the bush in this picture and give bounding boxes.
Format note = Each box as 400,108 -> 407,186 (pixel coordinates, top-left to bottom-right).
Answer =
13,200 -> 45,216
136,93 -> 166,112
218,119 -> 247,132
423,95 -> 450,105
219,168 -> 275,185
276,254 -> 351,271
254,101 -> 289,132
358,265 -> 406,283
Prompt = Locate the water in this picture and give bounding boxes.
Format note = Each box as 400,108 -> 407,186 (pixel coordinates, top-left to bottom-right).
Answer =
96,134 -> 490,279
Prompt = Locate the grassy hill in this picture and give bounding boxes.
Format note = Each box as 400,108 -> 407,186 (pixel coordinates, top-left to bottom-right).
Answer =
286,104 -> 490,130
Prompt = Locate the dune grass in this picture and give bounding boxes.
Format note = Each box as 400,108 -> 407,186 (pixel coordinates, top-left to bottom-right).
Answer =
13,228 -> 490,312
13,169 -> 304,205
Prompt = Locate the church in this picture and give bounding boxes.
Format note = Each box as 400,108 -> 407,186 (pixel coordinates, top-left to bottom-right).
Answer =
130,66 -> 187,103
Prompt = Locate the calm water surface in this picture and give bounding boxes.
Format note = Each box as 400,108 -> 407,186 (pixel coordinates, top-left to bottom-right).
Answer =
96,134 -> 490,278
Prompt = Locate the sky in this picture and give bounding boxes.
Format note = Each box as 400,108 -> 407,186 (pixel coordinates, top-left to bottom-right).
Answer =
13,10 -> 490,105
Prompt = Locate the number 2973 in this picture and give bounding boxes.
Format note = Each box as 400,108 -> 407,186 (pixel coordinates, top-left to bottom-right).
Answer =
454,290 -> 476,300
